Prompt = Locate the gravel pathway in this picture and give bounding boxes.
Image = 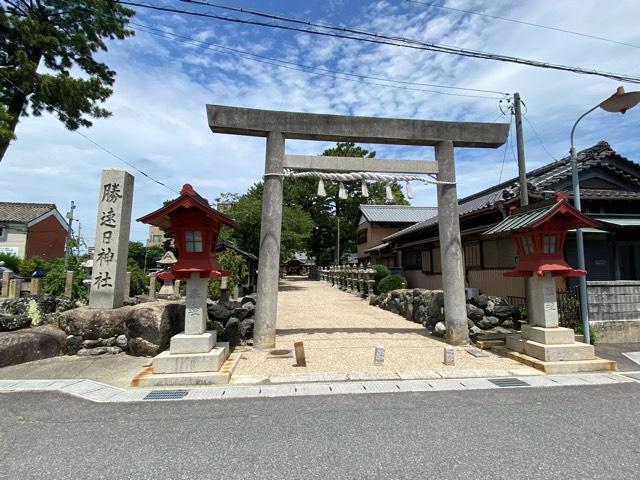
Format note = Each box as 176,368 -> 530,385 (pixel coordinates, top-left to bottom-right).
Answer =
234,277 -> 534,377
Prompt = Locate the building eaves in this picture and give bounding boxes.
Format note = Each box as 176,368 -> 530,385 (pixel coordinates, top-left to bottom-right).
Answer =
359,205 -> 437,224
0,202 -> 57,224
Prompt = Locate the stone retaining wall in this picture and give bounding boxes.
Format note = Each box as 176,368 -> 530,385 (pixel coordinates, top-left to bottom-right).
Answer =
587,281 -> 640,343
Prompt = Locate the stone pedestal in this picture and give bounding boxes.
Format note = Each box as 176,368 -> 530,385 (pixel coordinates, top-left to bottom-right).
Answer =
158,279 -> 175,298
30,278 -> 43,296
137,273 -> 232,386
501,272 -> 614,373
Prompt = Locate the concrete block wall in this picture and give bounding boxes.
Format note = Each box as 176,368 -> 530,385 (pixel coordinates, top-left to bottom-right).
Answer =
587,281 -> 640,343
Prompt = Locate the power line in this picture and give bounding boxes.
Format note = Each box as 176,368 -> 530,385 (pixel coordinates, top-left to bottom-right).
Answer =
405,0 -> 640,50
498,113 -> 513,183
523,114 -> 558,161
0,72 -> 180,194
132,22 -> 505,100
123,0 -> 640,83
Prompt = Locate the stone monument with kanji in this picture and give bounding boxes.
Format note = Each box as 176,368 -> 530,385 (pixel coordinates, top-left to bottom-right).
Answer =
89,168 -> 134,309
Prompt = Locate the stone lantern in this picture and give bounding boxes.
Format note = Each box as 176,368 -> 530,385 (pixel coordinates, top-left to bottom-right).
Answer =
136,184 -> 238,385
484,193 -> 614,373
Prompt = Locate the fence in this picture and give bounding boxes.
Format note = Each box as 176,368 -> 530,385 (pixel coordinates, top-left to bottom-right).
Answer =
507,288 -> 581,328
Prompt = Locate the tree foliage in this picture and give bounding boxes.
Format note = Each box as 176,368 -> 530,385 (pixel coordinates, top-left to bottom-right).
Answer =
220,142 -> 407,265
0,0 -> 135,162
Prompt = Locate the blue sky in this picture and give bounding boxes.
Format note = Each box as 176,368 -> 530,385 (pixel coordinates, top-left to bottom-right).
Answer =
2,0 -> 640,246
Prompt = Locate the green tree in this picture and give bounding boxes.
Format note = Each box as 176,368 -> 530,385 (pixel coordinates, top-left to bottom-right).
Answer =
219,142 -> 407,265
0,0 -> 135,163
0,252 -> 21,271
43,256 -> 87,299
207,249 -> 248,300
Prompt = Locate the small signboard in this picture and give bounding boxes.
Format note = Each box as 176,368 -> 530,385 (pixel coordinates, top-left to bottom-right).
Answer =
0,246 -> 19,256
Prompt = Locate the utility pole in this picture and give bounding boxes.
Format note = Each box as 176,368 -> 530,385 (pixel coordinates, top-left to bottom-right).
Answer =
513,93 -> 534,316
64,201 -> 76,270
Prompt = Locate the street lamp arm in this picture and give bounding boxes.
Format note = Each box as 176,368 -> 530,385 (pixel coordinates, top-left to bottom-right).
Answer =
570,105 -> 599,151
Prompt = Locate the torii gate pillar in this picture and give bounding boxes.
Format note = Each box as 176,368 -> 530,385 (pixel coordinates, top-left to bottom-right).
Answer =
208,105 -> 509,349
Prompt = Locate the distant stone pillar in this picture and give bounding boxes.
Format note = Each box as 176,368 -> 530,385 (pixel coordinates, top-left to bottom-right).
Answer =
436,140 -> 469,346
9,279 -> 21,299
174,280 -> 182,297
149,273 -> 157,300
1,271 -> 10,297
64,271 -> 74,298
89,168 -> 134,309
124,271 -> 131,300
220,276 -> 229,302
31,278 -> 43,296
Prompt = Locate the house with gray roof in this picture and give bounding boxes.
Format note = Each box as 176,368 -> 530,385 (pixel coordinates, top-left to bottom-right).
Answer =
367,141 -> 640,297
355,205 -> 437,262
0,202 -> 69,259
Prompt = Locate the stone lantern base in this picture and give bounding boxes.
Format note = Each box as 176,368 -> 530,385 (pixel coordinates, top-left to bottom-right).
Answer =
496,273 -> 616,374
131,274 -> 239,387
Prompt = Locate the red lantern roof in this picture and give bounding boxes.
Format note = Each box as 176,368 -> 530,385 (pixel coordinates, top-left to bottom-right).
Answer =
137,184 -> 237,230
484,193 -> 599,277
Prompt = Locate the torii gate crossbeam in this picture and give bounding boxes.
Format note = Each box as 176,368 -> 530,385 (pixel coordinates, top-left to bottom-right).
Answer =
207,104 -> 509,348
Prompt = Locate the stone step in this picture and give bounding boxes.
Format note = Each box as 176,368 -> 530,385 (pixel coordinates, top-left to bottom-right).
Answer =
493,346 -> 616,374
152,342 -> 229,374
523,339 -> 595,362
521,325 -> 575,345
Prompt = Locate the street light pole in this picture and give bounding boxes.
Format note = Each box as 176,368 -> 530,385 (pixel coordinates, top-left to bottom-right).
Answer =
569,87 -> 640,344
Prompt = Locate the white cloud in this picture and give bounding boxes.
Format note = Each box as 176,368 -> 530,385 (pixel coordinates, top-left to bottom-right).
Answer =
2,0 -> 640,247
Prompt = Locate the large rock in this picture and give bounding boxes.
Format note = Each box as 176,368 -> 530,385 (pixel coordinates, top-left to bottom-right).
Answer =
124,302 -> 185,357
466,304 -> 485,322
66,335 -> 83,355
472,294 -> 489,308
207,303 -> 232,323
224,317 -> 241,347
59,306 -> 131,340
240,318 -> 254,339
0,314 -> 31,332
434,321 -> 447,336
477,316 -> 500,330
493,305 -> 515,319
0,326 -> 67,367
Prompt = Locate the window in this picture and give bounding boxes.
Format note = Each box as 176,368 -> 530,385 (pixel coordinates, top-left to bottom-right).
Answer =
463,242 -> 482,269
402,250 -> 422,270
0,226 -> 4,241
357,229 -> 368,245
421,250 -> 432,273
521,235 -> 534,256
543,234 -> 556,254
152,234 -> 162,243
185,230 -> 203,253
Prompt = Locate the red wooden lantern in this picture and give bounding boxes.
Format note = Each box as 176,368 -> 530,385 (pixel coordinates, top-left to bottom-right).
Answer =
484,193 -> 599,278
137,184 -> 238,280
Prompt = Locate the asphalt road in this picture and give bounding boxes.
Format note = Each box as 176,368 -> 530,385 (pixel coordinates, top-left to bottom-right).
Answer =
1,383 -> 639,480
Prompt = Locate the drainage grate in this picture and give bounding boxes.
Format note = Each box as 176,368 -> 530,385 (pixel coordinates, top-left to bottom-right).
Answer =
144,389 -> 189,400
488,378 -> 530,388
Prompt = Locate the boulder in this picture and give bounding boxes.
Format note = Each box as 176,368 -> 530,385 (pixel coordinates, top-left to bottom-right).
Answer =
59,306 -> 131,340
207,303 -> 232,323
208,320 -> 225,339
128,337 -> 160,357
222,301 -> 241,311
434,321 -> 447,336
76,346 -> 122,356
493,305 -> 514,319
0,326 -> 67,368
240,318 -> 255,339
115,334 -> 128,350
466,304 -> 485,322
472,294 -> 489,308
230,307 -> 249,322
224,317 -> 241,347
241,302 -> 255,317
124,302 -> 185,357
66,335 -> 83,355
82,339 -> 100,349
241,295 -> 256,305
477,316 -> 500,330
98,336 -> 117,347
0,314 -> 31,332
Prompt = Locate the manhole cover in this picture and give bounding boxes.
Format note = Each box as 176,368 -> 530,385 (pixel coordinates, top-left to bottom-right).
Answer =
488,378 -> 530,388
269,349 -> 291,356
144,390 -> 189,400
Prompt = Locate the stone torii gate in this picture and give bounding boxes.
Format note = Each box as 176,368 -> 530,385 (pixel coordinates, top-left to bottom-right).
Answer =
207,105 -> 509,349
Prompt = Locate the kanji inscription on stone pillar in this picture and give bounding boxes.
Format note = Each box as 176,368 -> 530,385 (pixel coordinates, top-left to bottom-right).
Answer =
89,168 -> 134,309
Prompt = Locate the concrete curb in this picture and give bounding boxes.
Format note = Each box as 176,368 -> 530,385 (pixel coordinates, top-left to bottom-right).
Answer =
0,372 -> 634,403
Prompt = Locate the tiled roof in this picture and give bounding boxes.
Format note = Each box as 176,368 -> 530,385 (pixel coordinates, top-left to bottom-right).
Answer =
359,205 -> 437,223
484,203 -> 556,235
383,141 -> 640,242
0,202 -> 57,223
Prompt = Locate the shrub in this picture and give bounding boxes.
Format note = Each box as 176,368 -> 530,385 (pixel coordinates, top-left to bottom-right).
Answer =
207,250 -> 248,300
127,259 -> 148,297
377,274 -> 406,294
371,264 -> 389,283
43,257 -> 87,300
19,255 -> 47,278
0,252 -> 20,272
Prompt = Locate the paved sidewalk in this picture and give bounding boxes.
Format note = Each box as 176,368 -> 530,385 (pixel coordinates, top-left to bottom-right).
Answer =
0,372 -> 634,403
234,277 -> 534,379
